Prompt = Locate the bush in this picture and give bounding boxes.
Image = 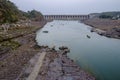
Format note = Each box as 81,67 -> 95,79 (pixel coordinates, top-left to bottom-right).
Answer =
1,40 -> 21,50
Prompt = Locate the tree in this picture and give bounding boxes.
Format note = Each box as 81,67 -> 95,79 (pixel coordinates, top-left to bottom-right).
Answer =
99,15 -> 112,19
27,10 -> 44,21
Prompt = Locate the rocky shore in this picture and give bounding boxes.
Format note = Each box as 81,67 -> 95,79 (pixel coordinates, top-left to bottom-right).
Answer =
17,46 -> 95,80
0,20 -> 95,80
83,18 -> 120,39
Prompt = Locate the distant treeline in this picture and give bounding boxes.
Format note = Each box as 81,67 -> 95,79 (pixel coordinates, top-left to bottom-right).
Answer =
99,12 -> 120,19
21,10 -> 44,21
90,12 -> 120,19
0,0 -> 44,24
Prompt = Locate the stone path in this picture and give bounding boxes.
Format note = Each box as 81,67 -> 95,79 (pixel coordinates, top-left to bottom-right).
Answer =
26,52 -> 46,80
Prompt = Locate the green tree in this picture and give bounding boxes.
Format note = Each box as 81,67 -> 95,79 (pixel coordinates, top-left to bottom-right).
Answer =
27,10 -> 44,21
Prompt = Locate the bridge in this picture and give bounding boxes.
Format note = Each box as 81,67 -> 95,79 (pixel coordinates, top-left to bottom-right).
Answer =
44,15 -> 89,20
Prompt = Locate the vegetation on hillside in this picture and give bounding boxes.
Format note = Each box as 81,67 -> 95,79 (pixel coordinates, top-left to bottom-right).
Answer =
0,0 -> 44,24
21,10 -> 44,21
28,10 -> 44,21
0,0 -> 20,24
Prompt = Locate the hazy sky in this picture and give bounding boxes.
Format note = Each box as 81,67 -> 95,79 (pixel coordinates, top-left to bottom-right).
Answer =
10,0 -> 120,15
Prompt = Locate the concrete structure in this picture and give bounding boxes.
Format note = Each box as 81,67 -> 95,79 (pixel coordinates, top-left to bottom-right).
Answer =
44,15 -> 89,20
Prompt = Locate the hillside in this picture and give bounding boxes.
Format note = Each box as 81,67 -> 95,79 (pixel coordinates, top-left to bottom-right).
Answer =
0,0 -> 20,24
0,0 -> 44,24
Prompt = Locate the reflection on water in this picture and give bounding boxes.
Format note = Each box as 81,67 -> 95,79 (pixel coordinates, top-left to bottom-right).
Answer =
36,20 -> 120,80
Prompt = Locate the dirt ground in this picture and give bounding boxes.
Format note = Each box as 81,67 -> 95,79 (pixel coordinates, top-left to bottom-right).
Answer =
0,21 -> 46,80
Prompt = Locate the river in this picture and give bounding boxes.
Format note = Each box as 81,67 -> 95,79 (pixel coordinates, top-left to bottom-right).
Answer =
36,20 -> 120,80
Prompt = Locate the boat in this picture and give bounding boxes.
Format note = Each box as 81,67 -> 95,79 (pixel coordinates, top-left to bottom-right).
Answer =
87,35 -> 91,38
43,31 -> 49,33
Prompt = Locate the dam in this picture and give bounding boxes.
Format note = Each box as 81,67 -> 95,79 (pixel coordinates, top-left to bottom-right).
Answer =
44,15 -> 89,20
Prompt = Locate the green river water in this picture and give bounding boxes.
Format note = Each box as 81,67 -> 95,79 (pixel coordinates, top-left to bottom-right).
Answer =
36,20 -> 120,80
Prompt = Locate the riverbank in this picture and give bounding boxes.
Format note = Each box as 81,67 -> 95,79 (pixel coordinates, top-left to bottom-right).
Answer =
0,20 -> 46,79
18,46 -> 95,80
0,20 -> 95,80
83,18 -> 120,39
